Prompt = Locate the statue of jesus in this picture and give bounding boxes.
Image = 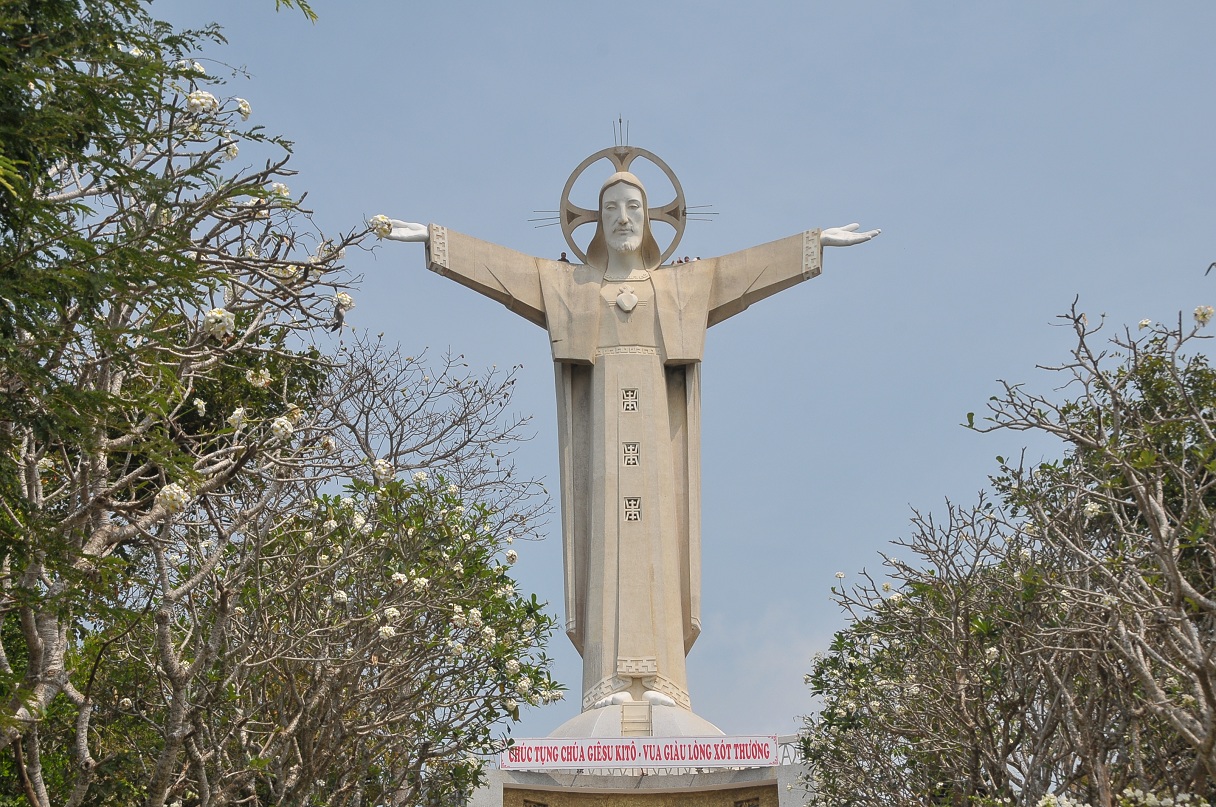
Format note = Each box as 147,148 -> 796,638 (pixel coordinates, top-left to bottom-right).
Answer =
374,147 -> 878,732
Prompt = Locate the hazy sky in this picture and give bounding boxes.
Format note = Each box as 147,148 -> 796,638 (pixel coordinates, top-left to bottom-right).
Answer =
156,0 -> 1216,738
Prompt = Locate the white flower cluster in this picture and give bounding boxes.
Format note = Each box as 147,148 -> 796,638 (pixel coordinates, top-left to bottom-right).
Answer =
235,97 -> 251,120
505,549 -> 518,565
193,398 -> 206,417
270,417 -> 293,440
1139,318 -> 1153,330
372,458 -> 394,484
203,307 -> 235,339
1196,306 -> 1215,326
332,590 -> 349,605
270,182 -> 290,198
412,470 -> 428,483
246,368 -> 272,388
271,262 -> 298,280
334,291 -> 355,310
369,214 -> 392,238
244,198 -> 270,219
383,607 -> 401,621
227,407 -> 247,429
412,576 -> 429,592
156,483 -> 191,514
378,625 -> 397,640
1082,500 -> 1101,518
391,571 -> 409,585
224,141 -> 239,161
315,240 -> 345,262
186,90 -> 218,115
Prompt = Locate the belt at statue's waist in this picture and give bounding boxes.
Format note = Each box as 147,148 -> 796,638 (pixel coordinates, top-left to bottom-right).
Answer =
594,346 -> 658,357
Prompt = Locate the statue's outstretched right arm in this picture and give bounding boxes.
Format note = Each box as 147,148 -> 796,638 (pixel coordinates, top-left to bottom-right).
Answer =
369,215 -> 547,327
371,217 -> 429,242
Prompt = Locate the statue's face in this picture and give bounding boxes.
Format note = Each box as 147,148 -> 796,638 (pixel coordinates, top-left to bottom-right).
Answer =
601,182 -> 645,254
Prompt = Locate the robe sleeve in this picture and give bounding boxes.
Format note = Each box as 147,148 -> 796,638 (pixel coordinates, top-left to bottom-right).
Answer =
705,229 -> 822,327
425,224 -> 547,327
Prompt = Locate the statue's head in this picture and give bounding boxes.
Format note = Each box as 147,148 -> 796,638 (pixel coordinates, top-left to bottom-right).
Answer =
586,171 -> 661,271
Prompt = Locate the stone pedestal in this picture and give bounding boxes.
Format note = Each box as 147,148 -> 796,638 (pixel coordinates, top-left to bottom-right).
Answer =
548,704 -> 725,739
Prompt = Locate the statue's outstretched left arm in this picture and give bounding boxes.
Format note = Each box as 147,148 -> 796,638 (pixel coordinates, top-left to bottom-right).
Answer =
706,222 -> 879,326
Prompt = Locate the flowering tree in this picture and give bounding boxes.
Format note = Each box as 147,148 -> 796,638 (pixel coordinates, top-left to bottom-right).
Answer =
57,342 -> 557,807
0,4 -> 556,806
803,306 -> 1216,807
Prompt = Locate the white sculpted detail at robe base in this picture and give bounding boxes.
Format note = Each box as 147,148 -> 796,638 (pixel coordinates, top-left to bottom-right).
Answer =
377,146 -> 878,736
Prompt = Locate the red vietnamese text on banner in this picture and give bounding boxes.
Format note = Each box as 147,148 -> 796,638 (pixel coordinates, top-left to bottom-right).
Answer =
499,736 -> 779,770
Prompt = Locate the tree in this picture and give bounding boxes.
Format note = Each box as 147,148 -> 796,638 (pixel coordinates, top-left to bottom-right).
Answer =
803,306 -> 1216,807
0,4 -> 557,805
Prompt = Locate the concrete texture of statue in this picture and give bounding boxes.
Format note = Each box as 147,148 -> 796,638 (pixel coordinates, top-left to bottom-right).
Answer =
373,146 -> 878,736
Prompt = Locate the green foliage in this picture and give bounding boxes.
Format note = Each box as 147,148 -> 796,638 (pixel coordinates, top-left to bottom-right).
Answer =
0,1 -> 558,804
805,310 -> 1216,807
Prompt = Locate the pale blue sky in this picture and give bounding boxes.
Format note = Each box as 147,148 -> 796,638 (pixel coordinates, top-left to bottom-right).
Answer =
156,0 -> 1216,737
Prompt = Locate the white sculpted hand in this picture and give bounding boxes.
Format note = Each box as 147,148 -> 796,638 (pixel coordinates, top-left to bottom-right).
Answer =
822,223 -> 880,247
368,215 -> 429,243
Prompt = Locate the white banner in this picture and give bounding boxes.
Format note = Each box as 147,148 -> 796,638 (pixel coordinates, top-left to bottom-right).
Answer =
500,735 -> 779,770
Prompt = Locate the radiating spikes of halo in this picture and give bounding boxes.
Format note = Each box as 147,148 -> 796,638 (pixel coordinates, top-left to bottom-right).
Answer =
650,199 -> 685,227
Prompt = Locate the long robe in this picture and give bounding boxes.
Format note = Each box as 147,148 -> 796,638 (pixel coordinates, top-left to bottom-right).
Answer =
425,224 -> 822,711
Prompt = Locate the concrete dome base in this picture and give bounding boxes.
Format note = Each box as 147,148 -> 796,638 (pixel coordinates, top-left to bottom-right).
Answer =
548,704 -> 724,738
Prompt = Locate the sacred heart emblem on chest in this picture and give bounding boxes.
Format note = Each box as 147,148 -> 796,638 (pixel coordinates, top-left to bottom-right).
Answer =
615,285 -> 638,312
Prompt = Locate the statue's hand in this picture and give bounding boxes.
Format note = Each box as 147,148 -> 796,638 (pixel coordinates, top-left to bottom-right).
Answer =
822,223 -> 880,247
369,215 -> 429,243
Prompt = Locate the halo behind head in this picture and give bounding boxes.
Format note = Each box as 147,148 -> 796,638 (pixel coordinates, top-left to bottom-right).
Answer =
559,146 -> 687,266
